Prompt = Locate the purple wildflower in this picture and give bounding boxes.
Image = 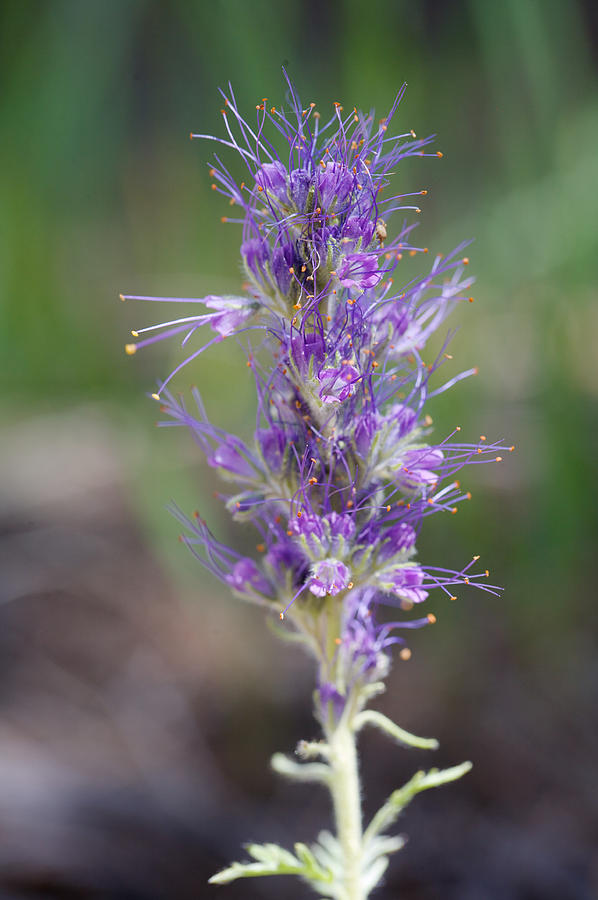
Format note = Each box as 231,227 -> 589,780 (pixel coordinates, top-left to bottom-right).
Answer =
309,559 -> 351,597
125,73 -> 513,683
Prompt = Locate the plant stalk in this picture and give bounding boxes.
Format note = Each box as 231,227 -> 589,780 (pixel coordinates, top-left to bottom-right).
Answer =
327,716 -> 366,900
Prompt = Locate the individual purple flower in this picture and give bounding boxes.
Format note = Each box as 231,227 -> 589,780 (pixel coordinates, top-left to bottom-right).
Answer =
338,252 -> 382,291
309,559 -> 351,597
241,238 -> 269,279
256,426 -> 287,471
288,512 -> 326,554
203,295 -> 258,337
375,563 -> 429,606
379,523 -> 417,560
317,681 -> 346,719
208,438 -> 257,478
255,161 -> 288,203
400,447 -> 445,488
315,161 -> 355,211
327,512 -> 355,541
225,558 -> 272,598
319,365 -> 361,404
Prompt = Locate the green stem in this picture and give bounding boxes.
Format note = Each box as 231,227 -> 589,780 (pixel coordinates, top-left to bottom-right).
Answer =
327,715 -> 365,900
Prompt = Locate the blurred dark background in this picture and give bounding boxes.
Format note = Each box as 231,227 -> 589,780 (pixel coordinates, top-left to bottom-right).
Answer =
1,1 -> 597,898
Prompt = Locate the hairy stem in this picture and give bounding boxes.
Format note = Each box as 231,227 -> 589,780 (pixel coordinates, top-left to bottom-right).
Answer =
326,716 -> 366,900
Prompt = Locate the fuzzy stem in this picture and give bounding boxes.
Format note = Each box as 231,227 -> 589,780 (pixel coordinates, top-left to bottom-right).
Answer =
326,715 -> 366,900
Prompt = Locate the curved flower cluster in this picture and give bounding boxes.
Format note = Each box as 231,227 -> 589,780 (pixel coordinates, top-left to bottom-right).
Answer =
123,76 -> 512,717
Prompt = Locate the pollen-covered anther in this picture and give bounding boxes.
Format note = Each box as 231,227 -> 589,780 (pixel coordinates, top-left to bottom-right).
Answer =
400,648 -> 412,661
308,477 -> 317,485
347,582 -> 354,589
451,507 -> 458,514
221,216 -> 228,223
335,638 -> 342,645
256,543 -> 265,553
279,612 -> 285,620
436,151 -> 444,158
427,613 -> 437,624
211,183 -> 217,191
450,595 -> 457,601
462,257 -> 470,265
495,456 -> 503,462
469,296 -> 475,303
125,343 -> 137,355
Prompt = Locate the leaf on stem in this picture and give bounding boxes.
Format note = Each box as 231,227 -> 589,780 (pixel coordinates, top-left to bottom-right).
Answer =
354,709 -> 439,750
208,842 -> 333,885
271,752 -> 331,784
364,761 -> 473,843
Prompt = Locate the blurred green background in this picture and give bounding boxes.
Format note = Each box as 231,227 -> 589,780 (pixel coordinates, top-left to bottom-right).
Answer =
1,2 -> 597,898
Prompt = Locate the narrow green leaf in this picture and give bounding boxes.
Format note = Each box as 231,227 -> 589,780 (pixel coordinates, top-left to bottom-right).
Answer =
208,841 -> 334,886
364,761 -> 472,842
354,709 -> 439,750
271,752 -> 331,784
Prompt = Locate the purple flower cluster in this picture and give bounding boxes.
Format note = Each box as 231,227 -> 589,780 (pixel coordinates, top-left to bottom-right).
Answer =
123,75 -> 512,715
